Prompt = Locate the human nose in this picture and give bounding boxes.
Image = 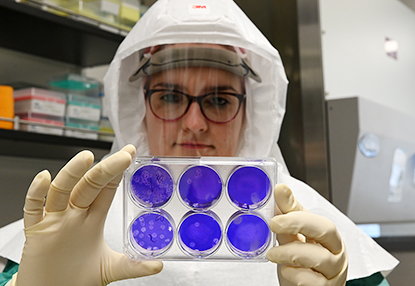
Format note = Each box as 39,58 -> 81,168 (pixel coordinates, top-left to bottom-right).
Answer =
181,101 -> 208,133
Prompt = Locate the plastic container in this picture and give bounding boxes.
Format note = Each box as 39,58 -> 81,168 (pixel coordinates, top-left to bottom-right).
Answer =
98,116 -> 115,142
124,156 -> 277,262
66,94 -> 102,123
13,88 -> 66,121
0,86 -> 14,129
19,115 -> 64,136
64,93 -> 101,140
87,0 -> 121,25
49,73 -> 102,97
64,121 -> 99,140
119,0 -> 140,30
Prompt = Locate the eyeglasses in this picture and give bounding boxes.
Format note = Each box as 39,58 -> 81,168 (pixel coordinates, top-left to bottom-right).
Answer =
144,88 -> 246,123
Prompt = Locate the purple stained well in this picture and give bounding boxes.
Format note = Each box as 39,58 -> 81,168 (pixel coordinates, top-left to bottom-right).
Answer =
130,164 -> 174,208
226,212 -> 270,258
130,211 -> 174,257
178,165 -> 222,209
227,166 -> 271,210
178,212 -> 222,258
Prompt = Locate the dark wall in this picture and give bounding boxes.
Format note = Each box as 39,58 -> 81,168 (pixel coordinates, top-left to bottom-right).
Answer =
235,0 -> 330,199
235,0 -> 306,182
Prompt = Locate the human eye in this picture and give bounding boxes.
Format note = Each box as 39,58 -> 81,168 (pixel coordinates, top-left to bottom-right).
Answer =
204,93 -> 236,108
212,96 -> 229,106
156,90 -> 183,104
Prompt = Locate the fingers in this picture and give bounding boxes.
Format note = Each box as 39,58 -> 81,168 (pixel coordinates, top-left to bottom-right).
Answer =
45,151 -> 95,212
44,145 -> 136,213
70,146 -> 134,208
89,145 -> 137,215
267,241 -> 346,279
23,170 -> 51,228
280,259 -> 348,286
106,252 -> 163,283
280,265 -> 331,286
271,211 -> 343,254
276,233 -> 305,245
273,184 -> 342,253
273,184 -> 309,246
271,183 -> 348,285
274,184 -> 307,214
88,173 -> 124,217
119,144 -> 137,158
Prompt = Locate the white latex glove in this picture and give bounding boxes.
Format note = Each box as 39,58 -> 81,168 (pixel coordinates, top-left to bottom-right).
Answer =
8,145 -> 163,286
267,184 -> 348,286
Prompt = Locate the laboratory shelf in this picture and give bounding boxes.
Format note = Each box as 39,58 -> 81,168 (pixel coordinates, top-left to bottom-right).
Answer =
0,129 -> 112,160
0,0 -> 124,67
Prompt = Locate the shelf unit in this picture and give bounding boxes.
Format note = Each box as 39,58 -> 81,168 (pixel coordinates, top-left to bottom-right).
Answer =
0,1 -> 124,226
0,0 -> 124,67
0,0 -> 124,159
0,128 -> 112,160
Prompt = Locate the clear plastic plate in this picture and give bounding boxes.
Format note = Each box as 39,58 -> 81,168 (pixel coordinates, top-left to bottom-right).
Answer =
124,156 -> 277,262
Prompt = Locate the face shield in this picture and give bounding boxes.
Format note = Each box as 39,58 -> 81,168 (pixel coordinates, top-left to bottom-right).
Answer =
129,44 -> 261,157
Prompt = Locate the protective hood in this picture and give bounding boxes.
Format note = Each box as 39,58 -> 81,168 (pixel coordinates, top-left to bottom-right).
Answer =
103,0 -> 288,169
0,3 -> 399,280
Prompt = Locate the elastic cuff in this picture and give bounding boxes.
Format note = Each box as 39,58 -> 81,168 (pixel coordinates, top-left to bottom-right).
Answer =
4,273 -> 17,286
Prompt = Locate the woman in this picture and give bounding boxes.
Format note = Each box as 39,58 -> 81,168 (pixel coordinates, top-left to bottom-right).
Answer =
0,0 -> 397,285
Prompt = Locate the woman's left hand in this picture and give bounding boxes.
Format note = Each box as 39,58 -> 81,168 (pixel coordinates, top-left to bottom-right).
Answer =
267,184 -> 348,286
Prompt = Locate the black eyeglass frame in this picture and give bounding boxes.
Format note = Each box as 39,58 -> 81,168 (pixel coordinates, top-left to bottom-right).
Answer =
144,88 -> 246,124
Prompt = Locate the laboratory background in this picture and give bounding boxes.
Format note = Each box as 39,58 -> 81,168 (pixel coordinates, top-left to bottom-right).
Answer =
0,0 -> 414,284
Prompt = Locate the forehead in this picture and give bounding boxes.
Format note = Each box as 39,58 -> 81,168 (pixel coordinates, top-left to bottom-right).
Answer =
146,66 -> 244,92
149,66 -> 242,81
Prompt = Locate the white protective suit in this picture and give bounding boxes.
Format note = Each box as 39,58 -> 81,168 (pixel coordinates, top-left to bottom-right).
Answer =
0,0 -> 398,285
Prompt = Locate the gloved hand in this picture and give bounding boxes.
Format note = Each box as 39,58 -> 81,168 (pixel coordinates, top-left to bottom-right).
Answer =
267,184 -> 348,286
9,145 -> 163,286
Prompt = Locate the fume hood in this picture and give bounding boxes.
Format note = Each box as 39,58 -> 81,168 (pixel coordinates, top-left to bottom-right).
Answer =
327,97 -> 415,248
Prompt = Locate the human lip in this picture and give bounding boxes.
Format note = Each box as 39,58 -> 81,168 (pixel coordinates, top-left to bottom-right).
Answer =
176,142 -> 213,149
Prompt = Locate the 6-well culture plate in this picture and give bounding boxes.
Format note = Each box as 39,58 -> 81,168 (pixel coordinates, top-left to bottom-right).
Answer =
124,156 -> 277,261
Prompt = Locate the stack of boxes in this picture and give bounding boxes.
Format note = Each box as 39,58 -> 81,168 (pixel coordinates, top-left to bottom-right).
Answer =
49,74 -> 103,140
9,73 -> 114,141
50,0 -> 141,31
13,88 -> 67,135
119,0 -> 141,30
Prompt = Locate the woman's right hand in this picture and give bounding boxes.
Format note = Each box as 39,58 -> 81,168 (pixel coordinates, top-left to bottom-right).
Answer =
10,145 -> 163,286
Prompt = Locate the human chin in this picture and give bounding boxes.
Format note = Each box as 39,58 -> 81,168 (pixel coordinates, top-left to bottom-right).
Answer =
172,144 -> 216,156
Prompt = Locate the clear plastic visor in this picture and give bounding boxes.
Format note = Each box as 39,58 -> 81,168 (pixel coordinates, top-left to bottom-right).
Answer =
131,44 -> 261,157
